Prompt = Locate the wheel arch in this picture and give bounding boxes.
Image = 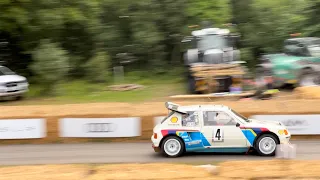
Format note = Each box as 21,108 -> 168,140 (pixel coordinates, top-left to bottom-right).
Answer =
159,134 -> 186,151
253,131 -> 280,147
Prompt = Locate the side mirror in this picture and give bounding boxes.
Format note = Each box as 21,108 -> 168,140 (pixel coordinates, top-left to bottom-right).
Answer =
236,123 -> 240,127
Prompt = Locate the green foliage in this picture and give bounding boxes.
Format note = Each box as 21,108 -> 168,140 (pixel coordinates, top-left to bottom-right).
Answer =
84,51 -> 110,83
304,0 -> 320,36
187,0 -> 232,26
240,0 -> 308,53
30,39 -> 69,94
0,0 -> 319,84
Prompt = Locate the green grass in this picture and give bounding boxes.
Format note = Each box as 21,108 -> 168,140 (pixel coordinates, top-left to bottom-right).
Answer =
2,70 -> 187,105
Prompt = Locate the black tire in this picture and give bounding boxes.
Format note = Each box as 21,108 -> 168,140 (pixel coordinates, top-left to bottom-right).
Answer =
298,68 -> 320,87
15,96 -> 23,101
161,136 -> 185,158
254,134 -> 279,156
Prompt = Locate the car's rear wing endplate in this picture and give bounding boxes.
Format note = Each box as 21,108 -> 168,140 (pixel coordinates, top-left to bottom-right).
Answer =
165,102 -> 187,114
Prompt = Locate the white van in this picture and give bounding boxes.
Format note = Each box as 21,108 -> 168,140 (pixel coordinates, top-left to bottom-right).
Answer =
0,66 -> 29,100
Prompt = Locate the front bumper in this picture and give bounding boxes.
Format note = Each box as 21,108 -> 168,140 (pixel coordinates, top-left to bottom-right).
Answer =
0,89 -> 28,97
152,144 -> 161,152
151,134 -> 161,152
279,135 -> 291,144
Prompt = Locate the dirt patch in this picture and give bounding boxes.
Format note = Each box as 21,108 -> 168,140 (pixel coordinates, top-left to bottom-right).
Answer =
294,86 -> 320,99
1,160 -> 320,180
107,84 -> 145,91
2,99 -> 320,118
220,160 -> 320,179
0,163 -> 212,180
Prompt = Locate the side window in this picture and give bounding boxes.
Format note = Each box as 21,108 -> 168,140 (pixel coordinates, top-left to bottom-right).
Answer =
182,111 -> 199,127
203,111 -> 237,126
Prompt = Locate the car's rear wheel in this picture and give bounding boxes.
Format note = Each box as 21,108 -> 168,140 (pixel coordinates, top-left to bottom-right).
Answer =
254,134 -> 278,156
161,136 -> 184,158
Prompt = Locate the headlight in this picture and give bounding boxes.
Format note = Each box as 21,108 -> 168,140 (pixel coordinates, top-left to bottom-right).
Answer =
278,129 -> 289,135
0,86 -> 6,93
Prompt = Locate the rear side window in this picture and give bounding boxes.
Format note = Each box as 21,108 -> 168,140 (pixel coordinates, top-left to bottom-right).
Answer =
161,111 -> 175,124
203,111 -> 237,126
182,111 -> 199,127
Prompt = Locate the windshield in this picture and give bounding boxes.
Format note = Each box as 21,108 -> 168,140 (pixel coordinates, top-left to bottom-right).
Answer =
197,34 -> 228,51
0,66 -> 15,75
230,109 -> 250,123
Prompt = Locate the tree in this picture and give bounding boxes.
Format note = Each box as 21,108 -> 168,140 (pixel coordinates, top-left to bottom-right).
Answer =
31,39 -> 69,94
187,0 -> 232,27
304,0 -> 320,36
84,51 -> 111,83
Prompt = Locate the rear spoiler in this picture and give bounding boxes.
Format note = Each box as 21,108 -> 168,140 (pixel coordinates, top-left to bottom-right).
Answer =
165,102 -> 187,114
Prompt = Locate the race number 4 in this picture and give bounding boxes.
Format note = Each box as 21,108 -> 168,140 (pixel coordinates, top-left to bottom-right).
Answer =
213,128 -> 224,142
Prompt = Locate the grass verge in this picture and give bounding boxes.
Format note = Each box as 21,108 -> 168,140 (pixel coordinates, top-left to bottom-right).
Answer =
2,70 -> 187,105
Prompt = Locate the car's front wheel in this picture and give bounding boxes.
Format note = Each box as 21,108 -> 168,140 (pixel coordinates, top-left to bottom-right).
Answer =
161,136 -> 185,158
254,134 -> 279,156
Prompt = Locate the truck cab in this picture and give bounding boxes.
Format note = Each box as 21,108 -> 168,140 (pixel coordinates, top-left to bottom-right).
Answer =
181,28 -> 246,93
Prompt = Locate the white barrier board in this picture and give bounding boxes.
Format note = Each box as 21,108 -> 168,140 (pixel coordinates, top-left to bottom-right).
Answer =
59,117 -> 141,137
0,119 -> 46,139
250,115 -> 320,135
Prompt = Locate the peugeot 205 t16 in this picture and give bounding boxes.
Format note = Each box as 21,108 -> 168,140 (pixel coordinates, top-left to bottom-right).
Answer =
151,102 -> 291,158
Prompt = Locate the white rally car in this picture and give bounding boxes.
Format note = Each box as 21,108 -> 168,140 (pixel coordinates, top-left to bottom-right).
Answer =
151,102 -> 291,157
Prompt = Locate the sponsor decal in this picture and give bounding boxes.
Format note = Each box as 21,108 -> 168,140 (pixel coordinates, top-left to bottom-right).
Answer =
84,123 -> 117,133
170,117 -> 178,123
0,126 -> 36,132
187,140 -> 201,145
60,117 -> 141,137
281,119 -> 308,127
168,123 -> 180,126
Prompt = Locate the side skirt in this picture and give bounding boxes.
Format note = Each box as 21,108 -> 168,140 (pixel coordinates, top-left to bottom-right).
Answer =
186,147 -> 249,153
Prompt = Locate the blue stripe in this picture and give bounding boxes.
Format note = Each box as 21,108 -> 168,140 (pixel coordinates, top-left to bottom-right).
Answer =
241,129 -> 256,146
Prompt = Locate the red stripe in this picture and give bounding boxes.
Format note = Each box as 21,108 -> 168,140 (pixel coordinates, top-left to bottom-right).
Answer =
161,130 -> 168,136
161,129 -> 198,132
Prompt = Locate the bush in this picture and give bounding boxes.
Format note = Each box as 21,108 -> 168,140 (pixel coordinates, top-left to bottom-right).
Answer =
31,39 -> 69,95
84,51 -> 110,83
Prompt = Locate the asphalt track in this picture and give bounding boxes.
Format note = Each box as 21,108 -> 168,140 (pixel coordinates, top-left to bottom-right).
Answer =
0,140 -> 319,165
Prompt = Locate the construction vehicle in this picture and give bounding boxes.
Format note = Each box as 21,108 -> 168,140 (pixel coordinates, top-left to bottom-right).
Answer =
257,36 -> 320,87
181,26 -> 248,94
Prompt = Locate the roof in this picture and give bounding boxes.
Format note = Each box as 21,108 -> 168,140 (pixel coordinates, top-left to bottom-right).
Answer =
165,102 -> 230,113
179,104 -> 230,112
191,28 -> 230,37
286,37 -> 320,44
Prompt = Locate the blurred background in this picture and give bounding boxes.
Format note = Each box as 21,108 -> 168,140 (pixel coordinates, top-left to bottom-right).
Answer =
0,0 -> 319,104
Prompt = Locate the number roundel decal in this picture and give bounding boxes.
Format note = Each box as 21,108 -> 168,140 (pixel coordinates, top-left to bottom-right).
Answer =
213,128 -> 224,142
